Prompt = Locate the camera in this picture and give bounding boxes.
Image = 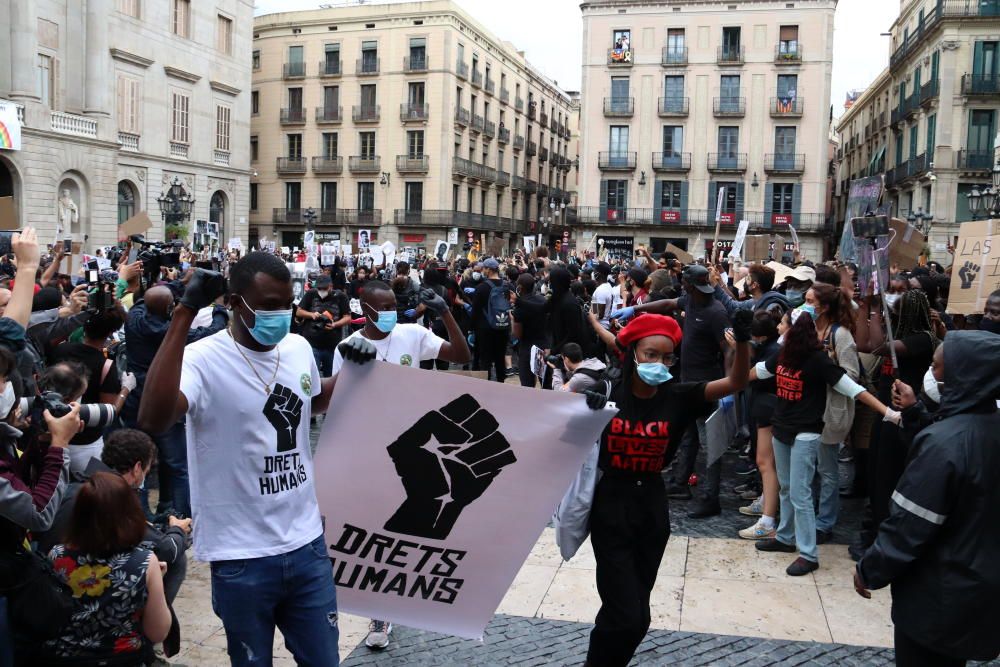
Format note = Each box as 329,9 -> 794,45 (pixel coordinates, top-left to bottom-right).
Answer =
20,392 -> 116,433
129,235 -> 183,279
546,354 -> 564,369
86,265 -> 115,312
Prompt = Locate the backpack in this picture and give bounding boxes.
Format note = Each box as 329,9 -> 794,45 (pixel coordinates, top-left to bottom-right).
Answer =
484,281 -> 512,330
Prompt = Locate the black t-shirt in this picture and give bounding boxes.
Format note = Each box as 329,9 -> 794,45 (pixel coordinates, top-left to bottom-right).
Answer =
598,379 -> 708,478
877,332 -> 935,402
765,349 -> 847,445
49,342 -> 121,445
749,339 -> 780,424
298,289 -> 351,348
678,295 -> 730,382
513,293 -> 549,347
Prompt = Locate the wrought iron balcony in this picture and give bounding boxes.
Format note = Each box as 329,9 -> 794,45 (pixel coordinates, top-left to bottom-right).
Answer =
713,97 -> 746,116
455,107 -> 470,126
282,62 -> 306,79
717,45 -> 744,65
456,61 -> 469,80
515,97 -> 524,112
319,59 -> 341,77
396,155 -> 429,173
322,209 -> 382,227
485,78 -> 495,96
352,105 -> 380,122
598,151 -> 637,170
471,69 -> 483,87
513,135 -> 525,150
775,45 -> 802,64
348,155 -> 381,173
404,56 -> 427,72
279,108 -> 306,124
356,57 -> 380,76
500,88 -> 510,104
956,149 -> 993,170
764,153 -> 806,174
315,106 -> 343,123
651,152 -> 691,172
661,47 -> 687,66
498,127 -> 511,144
400,103 -> 429,122
311,156 -> 344,174
658,97 -> 689,116
920,79 -> 939,105
961,74 -> 1000,96
603,97 -> 634,117
276,157 -> 307,174
769,97 -> 804,117
539,147 -> 549,163
527,141 -> 537,156
483,120 -> 496,138
273,208 -> 303,225
471,114 -> 484,133
707,153 -> 748,172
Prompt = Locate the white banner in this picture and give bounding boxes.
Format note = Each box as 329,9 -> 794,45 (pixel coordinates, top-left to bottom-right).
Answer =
314,363 -> 615,639
729,219 -> 751,261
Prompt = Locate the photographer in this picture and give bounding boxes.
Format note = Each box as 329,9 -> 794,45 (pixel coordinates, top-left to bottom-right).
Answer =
550,342 -> 606,393
295,274 -> 351,377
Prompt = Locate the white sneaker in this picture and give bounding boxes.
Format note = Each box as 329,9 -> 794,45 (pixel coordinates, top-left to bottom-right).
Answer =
365,619 -> 393,650
739,519 -> 776,540
739,495 -> 764,516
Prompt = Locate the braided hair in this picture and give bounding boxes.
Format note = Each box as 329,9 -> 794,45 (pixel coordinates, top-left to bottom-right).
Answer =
893,289 -> 937,345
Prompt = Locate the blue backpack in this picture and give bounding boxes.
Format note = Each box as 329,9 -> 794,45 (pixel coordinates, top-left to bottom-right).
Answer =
484,280 -> 512,330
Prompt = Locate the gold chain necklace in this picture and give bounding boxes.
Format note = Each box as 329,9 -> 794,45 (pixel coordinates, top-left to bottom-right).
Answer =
360,329 -> 393,362
228,329 -> 281,395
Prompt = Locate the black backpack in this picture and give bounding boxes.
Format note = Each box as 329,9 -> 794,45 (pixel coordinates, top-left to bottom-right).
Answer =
484,281 -> 512,330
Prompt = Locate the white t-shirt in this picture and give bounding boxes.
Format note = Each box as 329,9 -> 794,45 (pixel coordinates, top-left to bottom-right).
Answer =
330,323 -> 444,374
591,282 -> 616,328
180,331 -> 322,561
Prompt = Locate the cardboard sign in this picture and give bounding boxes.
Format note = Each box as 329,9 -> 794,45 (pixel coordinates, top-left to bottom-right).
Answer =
665,243 -> 693,265
947,219 -> 1000,315
119,211 -> 152,238
742,235 -> 770,262
0,197 -> 15,230
887,218 -> 925,270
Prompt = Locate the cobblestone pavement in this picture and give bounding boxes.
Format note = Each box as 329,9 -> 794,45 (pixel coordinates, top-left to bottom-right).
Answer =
341,614 -> 901,666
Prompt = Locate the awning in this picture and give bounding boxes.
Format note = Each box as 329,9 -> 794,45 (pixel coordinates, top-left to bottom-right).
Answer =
868,146 -> 886,176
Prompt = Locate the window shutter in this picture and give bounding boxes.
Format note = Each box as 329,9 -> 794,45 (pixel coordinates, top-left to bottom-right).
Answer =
763,182 -> 774,227
654,180 -> 663,222
791,183 -> 802,228
707,181 -> 718,212
599,179 -> 608,221
974,42 -> 985,76
679,180 -> 689,222
736,181 -> 745,221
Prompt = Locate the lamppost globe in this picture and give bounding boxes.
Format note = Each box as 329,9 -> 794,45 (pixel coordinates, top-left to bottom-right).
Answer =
969,187 -> 983,219
992,161 -> 1000,190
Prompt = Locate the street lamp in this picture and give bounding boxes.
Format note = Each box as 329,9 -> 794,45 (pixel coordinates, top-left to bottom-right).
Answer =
303,207 -> 317,229
157,177 -> 195,227
968,186 -> 983,220
906,207 -> 934,233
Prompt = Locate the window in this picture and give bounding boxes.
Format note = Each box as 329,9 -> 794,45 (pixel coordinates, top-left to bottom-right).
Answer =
777,74 -> 797,99
250,136 -> 258,162
324,44 -> 341,73
612,29 -> 631,50
662,126 -> 683,156
250,183 -> 258,212
171,0 -> 190,38
452,184 -> 459,211
409,37 -> 426,69
405,183 -> 423,212
718,126 -> 739,166
170,91 -> 189,143
360,84 -> 377,109
37,54 -> 53,109
609,126 -> 629,155
323,85 -> 339,111
286,182 -> 301,210
661,181 -> 682,209
894,129 -> 903,166
287,134 -> 302,159
358,182 -> 375,211
457,43 -> 465,66
118,182 -> 135,226
361,40 -> 378,72
774,126 -> 796,155
610,77 -> 630,110
322,132 -> 338,159
359,131 -> 376,159
663,75 -> 684,112
722,26 -> 741,56
321,182 -> 337,211
251,91 -> 259,115
718,182 -> 739,212
926,114 -> 936,156
287,87 -> 303,112
607,179 -> 627,215
666,28 -> 685,56
215,105 -> 231,151
778,25 -> 799,54
909,125 -> 918,159
720,74 -> 740,108
117,0 -> 139,18
973,41 -> 999,77
408,82 -> 425,106
116,74 -> 141,133
217,15 -> 233,55
252,50 -> 260,70
407,130 -> 424,158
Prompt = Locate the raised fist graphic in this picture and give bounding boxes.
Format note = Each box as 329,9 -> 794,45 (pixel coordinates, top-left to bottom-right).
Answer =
959,261 -> 980,289
263,383 -> 303,452
384,394 -> 516,540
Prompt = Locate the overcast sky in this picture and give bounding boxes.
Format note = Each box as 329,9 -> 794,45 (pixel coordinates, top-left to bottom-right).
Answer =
255,0 -> 898,117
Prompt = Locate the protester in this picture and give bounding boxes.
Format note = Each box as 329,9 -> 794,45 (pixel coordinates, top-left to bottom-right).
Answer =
550,342 -> 606,393
471,258 -> 511,382
711,264 -> 789,316
296,274 -> 352,377
590,262 -> 615,329
981,288 -> 1000,333
511,273 -> 549,388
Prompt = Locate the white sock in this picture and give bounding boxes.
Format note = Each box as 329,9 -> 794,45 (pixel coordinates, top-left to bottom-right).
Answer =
760,515 -> 776,530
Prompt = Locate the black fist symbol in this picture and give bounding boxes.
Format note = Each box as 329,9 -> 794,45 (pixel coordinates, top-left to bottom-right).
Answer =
384,394 -> 516,540
263,383 -> 304,452
959,261 -> 980,289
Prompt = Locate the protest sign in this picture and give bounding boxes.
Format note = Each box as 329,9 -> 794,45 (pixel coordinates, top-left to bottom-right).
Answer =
227,238 -> 242,252
728,219 -> 751,260
838,176 -> 884,261
665,243 -> 693,265
947,219 -> 1000,315
887,218 -> 924,270
0,197 -> 15,230
370,245 -> 384,266
119,211 -> 152,239
314,362 -> 615,639
358,229 -> 372,251
742,235 -> 770,262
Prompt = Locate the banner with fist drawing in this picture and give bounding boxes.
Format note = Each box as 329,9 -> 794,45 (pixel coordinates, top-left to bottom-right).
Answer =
947,218 -> 1000,315
314,362 -> 615,639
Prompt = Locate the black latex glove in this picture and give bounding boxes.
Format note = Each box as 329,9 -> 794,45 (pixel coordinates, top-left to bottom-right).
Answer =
584,390 -> 608,411
732,309 -> 754,343
180,269 -> 226,311
338,337 -> 377,365
419,288 -> 448,315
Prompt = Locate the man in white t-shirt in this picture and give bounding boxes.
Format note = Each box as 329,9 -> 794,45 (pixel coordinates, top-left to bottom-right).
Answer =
589,261 -> 615,329
138,255 -> 377,667
329,279 -> 470,650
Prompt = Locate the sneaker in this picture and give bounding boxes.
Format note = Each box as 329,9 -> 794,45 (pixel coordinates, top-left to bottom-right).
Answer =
687,499 -> 721,519
733,482 -> 752,494
734,459 -> 758,476
816,529 -> 833,545
739,487 -> 761,501
365,620 -> 393,650
786,557 -> 819,576
738,495 -> 764,517
665,482 -> 691,500
755,538 -> 797,553
738,519 -> 776,540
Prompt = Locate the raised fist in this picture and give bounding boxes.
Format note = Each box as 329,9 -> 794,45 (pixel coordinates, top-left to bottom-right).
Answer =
383,394 -> 516,540
263,383 -> 303,452
959,261 -> 980,289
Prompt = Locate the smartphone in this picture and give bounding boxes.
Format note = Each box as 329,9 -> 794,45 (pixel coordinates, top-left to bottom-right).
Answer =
87,269 -> 99,284
63,239 -> 72,253
128,247 -> 139,264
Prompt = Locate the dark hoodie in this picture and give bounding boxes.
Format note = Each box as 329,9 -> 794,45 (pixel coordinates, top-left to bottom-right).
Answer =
712,284 -> 789,317
858,331 -> 1000,661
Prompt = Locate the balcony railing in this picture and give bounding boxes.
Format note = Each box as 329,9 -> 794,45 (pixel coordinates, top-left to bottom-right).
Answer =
658,97 -> 689,116
400,103 -> 429,122
608,47 -> 634,65
764,153 -> 806,173
573,207 -> 829,231
707,153 -> 748,172
279,108 -> 306,124
891,1 -> 1000,70
312,156 -> 344,174
118,132 -> 140,152
213,150 -> 230,166
603,97 -> 634,117
539,147 -> 549,162
651,152 -> 691,172
957,149 -> 993,170
717,45 -> 745,65
511,175 -> 526,191
472,69 -> 483,87
524,180 -> 537,194
483,120 -> 496,138
527,140 -> 537,156
276,157 -> 307,174
920,79 -> 940,105
498,127 -> 511,144
396,155 -> 429,173
393,210 -> 514,231
273,208 -> 303,225
404,56 -> 427,72
496,170 -> 511,188
356,57 -> 380,75
598,151 -> 637,170
513,135 -> 525,150
456,61 -> 469,80
500,88 -> 510,104
661,47 -> 688,66
348,156 -> 381,173
527,104 -> 536,120
471,114 -> 484,133
320,209 -> 383,226
51,111 -> 98,138
352,105 -> 380,122
769,97 -> 804,117
485,78 -> 495,95
452,157 -> 494,181
775,44 -> 802,63
455,107 -> 470,126
961,73 -> 1000,95
319,59 -> 342,77
315,106 -> 343,123
169,142 -> 188,159
540,111 -> 549,126
515,97 -> 524,112
282,62 -> 306,79
713,97 -> 746,116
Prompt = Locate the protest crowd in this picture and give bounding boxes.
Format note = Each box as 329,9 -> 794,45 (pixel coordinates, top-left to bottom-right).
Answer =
0,222 -> 997,667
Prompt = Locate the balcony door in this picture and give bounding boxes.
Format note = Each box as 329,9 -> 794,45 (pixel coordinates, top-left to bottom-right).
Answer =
610,77 -> 630,113
968,110 -> 994,167
664,76 -> 684,112
661,126 -> 683,167
718,126 -> 739,168
609,126 -> 629,166
286,182 -> 301,211
321,183 -> 337,212
973,41 -> 1000,93
720,75 -> 740,112
774,127 -> 796,169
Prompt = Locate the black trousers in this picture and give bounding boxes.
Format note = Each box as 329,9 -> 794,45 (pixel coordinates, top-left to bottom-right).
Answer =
517,342 -> 538,387
587,476 -> 670,667
476,327 -> 509,382
894,627 -> 966,667
872,421 -> 909,532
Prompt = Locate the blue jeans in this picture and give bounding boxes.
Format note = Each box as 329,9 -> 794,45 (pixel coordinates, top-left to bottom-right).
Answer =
313,347 -> 334,378
773,433 -> 820,562
816,441 -> 841,533
210,534 -> 339,667
155,421 -> 190,517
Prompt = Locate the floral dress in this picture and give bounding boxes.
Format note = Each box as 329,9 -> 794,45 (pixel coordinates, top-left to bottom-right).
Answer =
45,545 -> 152,659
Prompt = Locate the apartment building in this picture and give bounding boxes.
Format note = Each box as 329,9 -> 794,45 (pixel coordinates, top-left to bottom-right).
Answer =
578,0 -> 835,260
251,1 -> 576,254
0,0 -> 253,248
833,0 -> 1000,256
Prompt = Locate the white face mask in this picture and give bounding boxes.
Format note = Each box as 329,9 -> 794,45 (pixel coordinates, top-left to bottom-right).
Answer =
317,290 -> 330,298
0,381 -> 14,419
776,334 -> 785,346
923,366 -> 942,404
884,293 -> 901,310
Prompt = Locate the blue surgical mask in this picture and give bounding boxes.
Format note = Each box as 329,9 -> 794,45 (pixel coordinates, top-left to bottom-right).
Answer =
238,296 -> 292,346
786,289 -> 804,307
634,354 -> 673,386
796,304 -> 817,320
364,304 -> 397,333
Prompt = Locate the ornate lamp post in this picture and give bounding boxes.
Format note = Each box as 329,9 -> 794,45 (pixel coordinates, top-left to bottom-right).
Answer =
157,177 -> 195,234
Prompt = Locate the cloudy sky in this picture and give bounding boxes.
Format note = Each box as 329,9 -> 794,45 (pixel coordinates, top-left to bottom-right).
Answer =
254,0 -> 899,119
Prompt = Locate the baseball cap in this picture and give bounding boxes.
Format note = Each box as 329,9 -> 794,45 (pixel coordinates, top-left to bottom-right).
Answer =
483,258 -> 500,270
682,264 -> 715,294
594,261 -> 613,276
314,275 -> 332,289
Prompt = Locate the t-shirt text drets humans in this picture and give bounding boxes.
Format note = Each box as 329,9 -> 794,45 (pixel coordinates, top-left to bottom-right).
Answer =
259,452 -> 308,496
326,523 -> 465,604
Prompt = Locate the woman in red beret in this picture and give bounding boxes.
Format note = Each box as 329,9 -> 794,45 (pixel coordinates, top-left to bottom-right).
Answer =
582,310 -> 753,667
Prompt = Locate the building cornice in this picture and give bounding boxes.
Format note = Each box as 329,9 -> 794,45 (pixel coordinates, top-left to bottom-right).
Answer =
109,48 -> 154,69
163,66 -> 202,84
210,80 -> 242,96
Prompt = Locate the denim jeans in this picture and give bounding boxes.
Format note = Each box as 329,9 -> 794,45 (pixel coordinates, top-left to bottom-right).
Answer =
773,433 -> 821,563
312,347 -> 334,378
210,534 -> 339,667
816,441 -> 841,533
155,421 -> 190,517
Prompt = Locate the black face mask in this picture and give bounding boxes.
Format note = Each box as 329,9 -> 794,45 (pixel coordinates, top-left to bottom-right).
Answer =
981,317 -> 1000,334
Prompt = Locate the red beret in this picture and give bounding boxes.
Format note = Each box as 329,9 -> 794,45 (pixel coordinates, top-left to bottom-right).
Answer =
617,314 -> 683,348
